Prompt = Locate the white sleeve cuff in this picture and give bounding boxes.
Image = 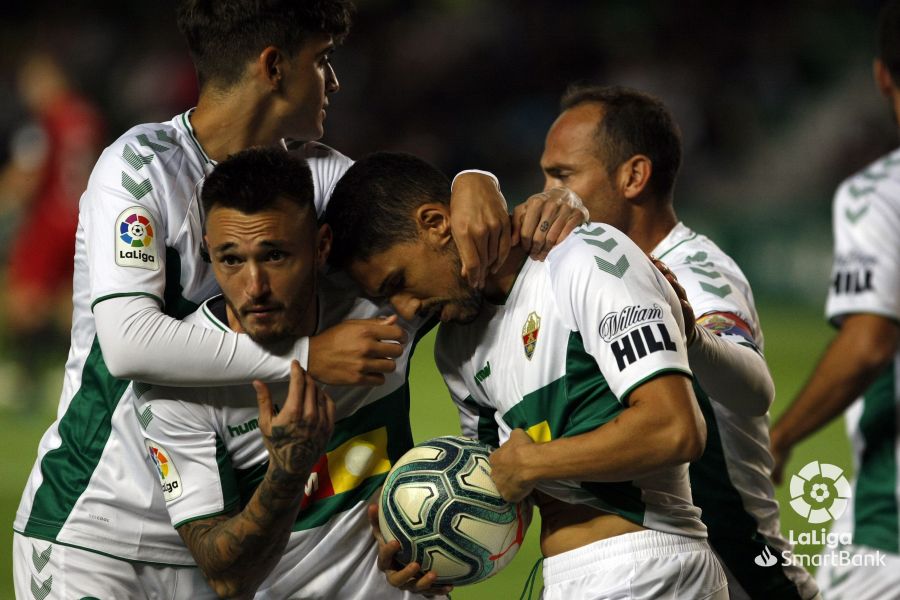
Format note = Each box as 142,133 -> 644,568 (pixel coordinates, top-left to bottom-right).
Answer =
451,169 -> 499,190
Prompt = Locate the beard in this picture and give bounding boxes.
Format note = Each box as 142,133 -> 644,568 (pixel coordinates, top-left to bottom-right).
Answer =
441,247 -> 484,324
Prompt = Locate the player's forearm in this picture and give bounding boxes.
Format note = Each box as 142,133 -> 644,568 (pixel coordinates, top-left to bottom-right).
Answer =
95,295 -> 301,385
178,469 -> 307,597
688,325 -> 774,417
772,316 -> 899,450
518,378 -> 705,484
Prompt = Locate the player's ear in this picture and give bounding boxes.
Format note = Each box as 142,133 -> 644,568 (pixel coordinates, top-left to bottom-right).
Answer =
316,223 -> 332,268
415,204 -> 452,246
257,46 -> 284,91
874,58 -> 895,98
616,154 -> 652,201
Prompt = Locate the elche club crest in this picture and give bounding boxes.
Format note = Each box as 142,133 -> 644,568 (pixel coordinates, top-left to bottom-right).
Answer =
522,311 -> 540,360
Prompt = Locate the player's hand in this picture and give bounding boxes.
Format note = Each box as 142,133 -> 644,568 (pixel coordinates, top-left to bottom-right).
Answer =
513,187 -> 589,261
308,316 -> 408,386
449,171 -> 510,289
366,503 -> 454,597
651,256 -> 697,346
769,430 -> 792,486
489,429 -> 536,503
254,361 -> 335,483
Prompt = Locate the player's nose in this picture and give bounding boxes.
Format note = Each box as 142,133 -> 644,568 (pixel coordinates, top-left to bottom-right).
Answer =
326,63 -> 339,94
389,294 -> 419,322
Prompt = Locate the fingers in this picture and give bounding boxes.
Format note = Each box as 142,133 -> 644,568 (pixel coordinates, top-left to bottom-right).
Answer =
253,379 -> 273,432
517,195 -> 544,253
300,367 -> 318,422
490,215 -> 512,274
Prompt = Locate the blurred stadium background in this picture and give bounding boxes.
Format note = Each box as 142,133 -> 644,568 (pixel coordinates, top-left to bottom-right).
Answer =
0,0 -> 888,597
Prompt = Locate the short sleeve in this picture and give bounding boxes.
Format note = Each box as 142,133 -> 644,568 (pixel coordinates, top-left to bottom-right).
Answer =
546,225 -> 692,402
137,387 -> 240,528
826,174 -> 900,326
84,141 -> 173,308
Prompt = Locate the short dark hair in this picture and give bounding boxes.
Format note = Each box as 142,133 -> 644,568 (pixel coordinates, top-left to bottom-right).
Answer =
202,146 -> 315,219
561,84 -> 682,200
176,0 -> 353,89
324,152 -> 450,269
878,0 -> 900,82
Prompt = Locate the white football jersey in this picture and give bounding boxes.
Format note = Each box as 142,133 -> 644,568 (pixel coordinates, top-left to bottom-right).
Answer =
654,222 -> 818,599
14,109 -> 353,564
137,271 -> 423,597
436,224 -> 706,539
824,148 -> 900,556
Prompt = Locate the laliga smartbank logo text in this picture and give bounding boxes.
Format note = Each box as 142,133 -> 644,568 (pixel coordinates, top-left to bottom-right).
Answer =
752,461 -> 886,569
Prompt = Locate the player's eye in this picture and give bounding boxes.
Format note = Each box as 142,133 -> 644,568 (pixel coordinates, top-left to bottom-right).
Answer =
266,249 -> 286,262
220,254 -> 242,266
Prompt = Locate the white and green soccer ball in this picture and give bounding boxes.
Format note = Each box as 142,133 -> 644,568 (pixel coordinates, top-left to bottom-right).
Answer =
378,436 -> 531,586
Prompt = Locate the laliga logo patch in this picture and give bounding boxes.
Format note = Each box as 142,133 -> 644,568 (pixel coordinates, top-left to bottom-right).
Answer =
521,311 -> 540,360
116,207 -> 159,271
789,460 -> 851,524
145,439 -> 182,501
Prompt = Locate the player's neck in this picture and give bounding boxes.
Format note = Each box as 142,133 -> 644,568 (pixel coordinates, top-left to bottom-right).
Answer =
483,246 -> 528,304
628,202 -> 679,254
191,88 -> 283,163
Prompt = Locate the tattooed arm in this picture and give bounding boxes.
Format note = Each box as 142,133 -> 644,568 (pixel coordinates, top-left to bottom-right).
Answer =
177,362 -> 335,598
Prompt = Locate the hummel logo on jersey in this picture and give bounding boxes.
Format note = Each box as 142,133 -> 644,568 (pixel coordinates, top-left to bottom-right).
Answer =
475,361 -> 492,384
228,417 -> 259,438
610,324 -> 677,371
831,269 -> 872,295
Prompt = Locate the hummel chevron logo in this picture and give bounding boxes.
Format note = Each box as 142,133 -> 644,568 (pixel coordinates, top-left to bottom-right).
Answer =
122,173 -> 153,200
30,574 -> 52,600
123,143 -> 155,170
700,282 -> 732,298
845,205 -> 869,224
137,131 -> 173,153
31,544 -> 51,572
848,183 -> 874,198
139,405 -> 154,430
582,237 -> 618,252
594,255 -> 630,278
689,266 -> 721,279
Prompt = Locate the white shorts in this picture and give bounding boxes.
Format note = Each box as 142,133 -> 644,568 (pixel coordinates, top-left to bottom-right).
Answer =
13,532 -> 217,600
814,544 -> 899,600
541,530 -> 728,600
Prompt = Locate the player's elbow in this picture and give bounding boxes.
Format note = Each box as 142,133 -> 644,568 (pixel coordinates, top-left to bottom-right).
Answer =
739,373 -> 776,417
98,344 -> 142,380
670,411 -> 706,464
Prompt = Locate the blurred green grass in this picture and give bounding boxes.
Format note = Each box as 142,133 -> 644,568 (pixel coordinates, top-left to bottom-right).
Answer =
1,299 -> 844,598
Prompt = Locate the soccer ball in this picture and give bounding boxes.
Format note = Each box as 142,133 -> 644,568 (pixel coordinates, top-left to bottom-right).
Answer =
378,436 -> 530,586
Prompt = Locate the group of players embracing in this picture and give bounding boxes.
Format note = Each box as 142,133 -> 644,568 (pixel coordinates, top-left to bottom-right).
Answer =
14,1 -> 900,599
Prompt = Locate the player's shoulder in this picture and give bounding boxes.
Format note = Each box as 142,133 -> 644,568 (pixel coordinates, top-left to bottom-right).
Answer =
835,147 -> 900,216
94,112 -> 202,182
546,222 -> 651,284
655,223 -> 747,282
283,139 -> 353,169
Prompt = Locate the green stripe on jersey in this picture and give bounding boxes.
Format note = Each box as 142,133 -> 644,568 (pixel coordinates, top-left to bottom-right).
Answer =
689,384 -> 800,598
462,396 -> 501,448
232,383 -> 415,533
854,363 -> 900,553
164,248 -> 200,319
24,337 -> 131,539
502,331 -> 645,526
